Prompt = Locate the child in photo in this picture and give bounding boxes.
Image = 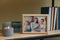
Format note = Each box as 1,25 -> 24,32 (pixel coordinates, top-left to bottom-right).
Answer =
24,21 -> 31,32
39,19 -> 46,32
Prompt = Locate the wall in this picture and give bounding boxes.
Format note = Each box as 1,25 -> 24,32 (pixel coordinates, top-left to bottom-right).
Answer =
55,0 -> 60,7
0,0 -> 52,30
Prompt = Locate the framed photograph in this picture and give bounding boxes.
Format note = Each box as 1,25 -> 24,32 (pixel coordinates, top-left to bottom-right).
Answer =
22,14 -> 48,33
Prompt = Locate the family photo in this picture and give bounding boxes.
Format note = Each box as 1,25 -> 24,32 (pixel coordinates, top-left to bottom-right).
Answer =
22,14 -> 48,33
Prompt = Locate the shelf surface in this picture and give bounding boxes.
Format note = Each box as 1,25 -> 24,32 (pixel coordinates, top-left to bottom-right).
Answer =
0,30 -> 60,40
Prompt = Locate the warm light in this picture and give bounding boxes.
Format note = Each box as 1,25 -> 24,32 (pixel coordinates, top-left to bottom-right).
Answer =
7,26 -> 10,29
4,26 -> 10,29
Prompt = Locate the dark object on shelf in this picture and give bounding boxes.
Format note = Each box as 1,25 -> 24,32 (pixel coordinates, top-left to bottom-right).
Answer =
41,7 -> 49,14
12,21 -> 22,33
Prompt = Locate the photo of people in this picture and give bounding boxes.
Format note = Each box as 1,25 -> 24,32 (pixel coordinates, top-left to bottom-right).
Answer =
22,14 -> 48,33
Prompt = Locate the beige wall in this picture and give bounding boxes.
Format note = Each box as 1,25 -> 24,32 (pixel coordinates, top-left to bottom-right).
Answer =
0,0 -> 52,30
55,0 -> 60,6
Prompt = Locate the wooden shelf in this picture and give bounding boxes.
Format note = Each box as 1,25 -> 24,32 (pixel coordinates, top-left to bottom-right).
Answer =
0,31 -> 60,40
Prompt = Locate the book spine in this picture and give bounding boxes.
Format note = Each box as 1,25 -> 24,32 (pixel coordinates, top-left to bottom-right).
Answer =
53,8 -> 58,30
48,7 -> 52,31
51,7 -> 55,31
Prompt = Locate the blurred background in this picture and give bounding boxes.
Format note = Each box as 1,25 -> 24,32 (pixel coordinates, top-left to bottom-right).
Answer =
0,0 -> 60,40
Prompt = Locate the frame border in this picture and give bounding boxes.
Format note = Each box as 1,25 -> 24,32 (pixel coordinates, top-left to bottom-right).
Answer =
22,14 -> 48,34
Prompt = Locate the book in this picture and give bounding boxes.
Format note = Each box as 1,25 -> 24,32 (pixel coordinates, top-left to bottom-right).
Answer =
48,7 -> 52,31
58,7 -> 60,30
53,8 -> 58,30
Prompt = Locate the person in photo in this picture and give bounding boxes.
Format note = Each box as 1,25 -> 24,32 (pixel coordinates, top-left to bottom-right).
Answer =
39,19 -> 46,32
32,18 -> 40,32
24,21 -> 31,32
